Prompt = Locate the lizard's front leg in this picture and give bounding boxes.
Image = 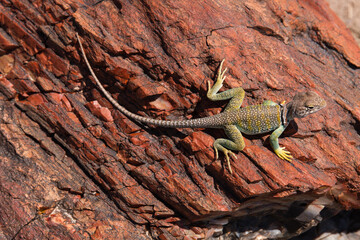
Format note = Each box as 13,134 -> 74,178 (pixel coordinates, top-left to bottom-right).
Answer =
207,59 -> 245,111
214,125 -> 245,174
270,125 -> 293,161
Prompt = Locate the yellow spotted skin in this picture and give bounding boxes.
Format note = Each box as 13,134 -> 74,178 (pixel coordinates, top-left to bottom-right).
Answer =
77,36 -> 327,175
235,105 -> 281,135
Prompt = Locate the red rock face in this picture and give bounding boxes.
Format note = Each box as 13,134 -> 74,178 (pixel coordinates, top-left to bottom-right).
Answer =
0,0 -> 359,238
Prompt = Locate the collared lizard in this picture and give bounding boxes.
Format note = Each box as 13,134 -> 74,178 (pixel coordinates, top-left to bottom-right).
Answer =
76,34 -> 326,174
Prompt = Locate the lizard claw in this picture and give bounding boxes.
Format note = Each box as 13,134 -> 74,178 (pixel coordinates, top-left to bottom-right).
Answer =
274,147 -> 293,162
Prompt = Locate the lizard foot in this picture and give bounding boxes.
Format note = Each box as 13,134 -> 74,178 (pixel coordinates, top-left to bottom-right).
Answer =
274,147 -> 293,162
207,59 -> 228,94
214,148 -> 236,174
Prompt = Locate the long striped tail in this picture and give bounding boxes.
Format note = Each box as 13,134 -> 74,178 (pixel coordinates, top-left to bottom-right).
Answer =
77,34 -> 225,129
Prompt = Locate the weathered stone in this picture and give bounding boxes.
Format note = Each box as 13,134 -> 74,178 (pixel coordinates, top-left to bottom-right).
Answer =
0,0 -> 359,239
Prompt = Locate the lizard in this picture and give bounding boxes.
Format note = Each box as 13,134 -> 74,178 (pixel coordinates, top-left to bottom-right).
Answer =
76,34 -> 326,174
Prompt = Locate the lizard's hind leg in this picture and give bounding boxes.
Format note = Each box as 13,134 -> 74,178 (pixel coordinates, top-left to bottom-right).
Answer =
214,125 -> 245,174
207,59 -> 245,111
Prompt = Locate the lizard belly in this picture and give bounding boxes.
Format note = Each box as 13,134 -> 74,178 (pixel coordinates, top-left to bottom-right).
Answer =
236,105 -> 281,135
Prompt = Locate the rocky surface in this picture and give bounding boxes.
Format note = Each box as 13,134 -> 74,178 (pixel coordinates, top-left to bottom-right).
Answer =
1,0 -> 360,239
327,0 -> 360,45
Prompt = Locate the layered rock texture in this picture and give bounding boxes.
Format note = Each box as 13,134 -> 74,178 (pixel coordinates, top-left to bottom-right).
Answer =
1,0 -> 360,239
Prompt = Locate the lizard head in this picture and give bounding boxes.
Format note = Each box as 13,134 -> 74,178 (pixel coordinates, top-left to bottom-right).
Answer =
287,91 -> 326,120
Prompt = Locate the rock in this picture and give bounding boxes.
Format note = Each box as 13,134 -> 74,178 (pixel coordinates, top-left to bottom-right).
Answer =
0,0 -> 359,238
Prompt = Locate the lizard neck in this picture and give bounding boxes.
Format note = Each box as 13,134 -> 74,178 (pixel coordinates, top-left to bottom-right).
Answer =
280,102 -> 288,126
285,101 -> 296,124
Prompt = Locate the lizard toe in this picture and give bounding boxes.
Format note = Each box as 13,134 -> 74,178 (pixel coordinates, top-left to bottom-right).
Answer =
224,150 -> 234,174
229,151 -> 237,159
214,148 -> 219,160
207,80 -> 212,92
